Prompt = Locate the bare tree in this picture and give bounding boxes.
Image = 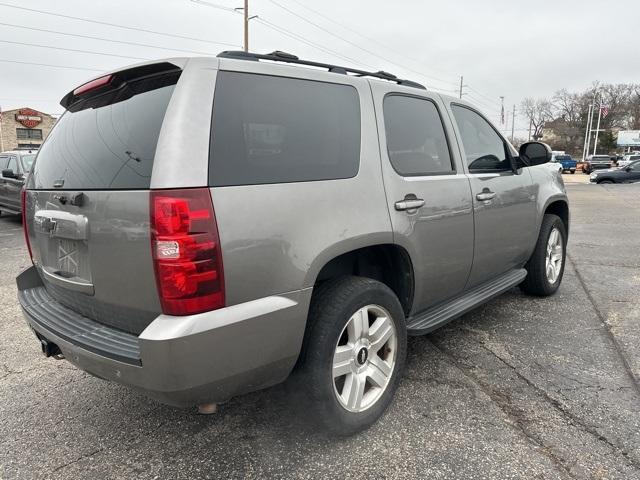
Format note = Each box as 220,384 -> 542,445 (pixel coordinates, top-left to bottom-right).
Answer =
520,98 -> 554,140
539,82 -> 640,155
553,89 -> 582,124
598,83 -> 632,129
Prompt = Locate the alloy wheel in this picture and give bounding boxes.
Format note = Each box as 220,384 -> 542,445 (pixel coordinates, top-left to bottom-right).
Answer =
332,305 -> 397,413
545,227 -> 563,284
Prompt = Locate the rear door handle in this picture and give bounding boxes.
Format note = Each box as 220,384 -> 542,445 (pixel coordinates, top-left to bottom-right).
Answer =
395,198 -> 425,211
476,191 -> 496,201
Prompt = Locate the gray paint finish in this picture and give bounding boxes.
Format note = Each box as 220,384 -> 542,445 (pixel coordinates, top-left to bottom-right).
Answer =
25,190 -> 160,334
151,57 -> 219,189
16,55 -> 569,408
210,59 -> 392,306
370,81 -> 474,312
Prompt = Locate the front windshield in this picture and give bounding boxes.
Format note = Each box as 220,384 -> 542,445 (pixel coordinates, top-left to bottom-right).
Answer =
20,154 -> 36,172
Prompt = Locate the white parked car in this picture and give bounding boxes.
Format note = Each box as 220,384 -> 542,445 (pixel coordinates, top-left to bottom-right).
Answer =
618,154 -> 640,168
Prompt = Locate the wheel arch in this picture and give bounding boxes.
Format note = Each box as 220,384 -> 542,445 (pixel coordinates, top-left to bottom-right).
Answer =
543,198 -> 570,236
308,243 -> 415,317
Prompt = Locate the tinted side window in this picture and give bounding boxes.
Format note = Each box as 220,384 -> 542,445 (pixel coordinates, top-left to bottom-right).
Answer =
451,105 -> 510,172
0,156 -> 8,170
209,72 -> 360,186
383,95 -> 454,176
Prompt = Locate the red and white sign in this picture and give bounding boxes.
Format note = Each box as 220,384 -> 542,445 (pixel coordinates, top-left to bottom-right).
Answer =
14,108 -> 42,128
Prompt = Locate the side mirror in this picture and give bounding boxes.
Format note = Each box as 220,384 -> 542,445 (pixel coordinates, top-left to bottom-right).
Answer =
518,142 -> 552,167
1,169 -> 18,179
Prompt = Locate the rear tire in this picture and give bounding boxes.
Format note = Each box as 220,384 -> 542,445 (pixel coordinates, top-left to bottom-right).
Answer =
570,170 -> 576,174
521,214 -> 566,296
297,276 -> 407,435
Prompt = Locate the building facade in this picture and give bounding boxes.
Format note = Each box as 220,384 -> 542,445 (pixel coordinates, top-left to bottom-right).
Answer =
0,107 -> 57,152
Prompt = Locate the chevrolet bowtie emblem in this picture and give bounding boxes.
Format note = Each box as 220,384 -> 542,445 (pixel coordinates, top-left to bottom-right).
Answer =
41,217 -> 57,235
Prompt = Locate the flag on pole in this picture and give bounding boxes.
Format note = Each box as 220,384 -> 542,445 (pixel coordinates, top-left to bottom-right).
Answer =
600,105 -> 609,118
500,104 -> 505,125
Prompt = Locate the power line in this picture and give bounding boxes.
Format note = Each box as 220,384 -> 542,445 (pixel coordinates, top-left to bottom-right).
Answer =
266,0 -> 459,88
283,0 -> 461,82
0,2 -> 239,47
189,0 -> 238,13
188,0 -> 253,52
467,86 -> 501,106
287,0 -> 509,107
0,58 -> 104,72
192,0 -> 373,69
255,18 -> 376,70
466,94 -> 501,113
0,38 -> 152,61
0,22 -> 228,55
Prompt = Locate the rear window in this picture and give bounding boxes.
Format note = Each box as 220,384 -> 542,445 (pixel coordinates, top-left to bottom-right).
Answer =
209,71 -> 360,186
556,155 -> 571,161
30,73 -> 178,190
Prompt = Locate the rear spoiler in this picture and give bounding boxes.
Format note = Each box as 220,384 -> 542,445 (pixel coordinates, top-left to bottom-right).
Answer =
60,62 -> 181,112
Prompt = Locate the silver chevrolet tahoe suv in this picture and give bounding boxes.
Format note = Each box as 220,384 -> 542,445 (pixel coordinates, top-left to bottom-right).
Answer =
17,51 -> 569,435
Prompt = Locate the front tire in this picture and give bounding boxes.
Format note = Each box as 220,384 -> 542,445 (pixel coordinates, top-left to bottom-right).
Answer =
598,179 -> 613,184
297,276 -> 407,435
521,214 -> 567,296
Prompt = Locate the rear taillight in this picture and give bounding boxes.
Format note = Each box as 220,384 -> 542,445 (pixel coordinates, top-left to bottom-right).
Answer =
150,188 -> 224,316
21,189 -> 33,262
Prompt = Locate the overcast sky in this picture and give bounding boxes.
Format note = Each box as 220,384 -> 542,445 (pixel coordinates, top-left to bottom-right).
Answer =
1,0 -> 639,136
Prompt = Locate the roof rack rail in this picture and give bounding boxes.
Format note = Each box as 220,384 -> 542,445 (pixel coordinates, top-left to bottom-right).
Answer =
217,50 -> 426,90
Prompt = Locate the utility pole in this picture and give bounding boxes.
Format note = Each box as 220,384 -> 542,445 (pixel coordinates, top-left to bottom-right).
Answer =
585,89 -> 598,159
243,0 -> 249,52
511,105 -> 516,143
581,104 -> 593,161
499,96 -> 505,126
593,101 -> 603,155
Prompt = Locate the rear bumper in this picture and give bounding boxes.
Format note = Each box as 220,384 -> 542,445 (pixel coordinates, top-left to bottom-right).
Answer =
17,266 -> 311,407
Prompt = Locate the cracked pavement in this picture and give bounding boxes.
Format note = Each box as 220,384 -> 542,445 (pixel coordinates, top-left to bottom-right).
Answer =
1,181 -> 639,479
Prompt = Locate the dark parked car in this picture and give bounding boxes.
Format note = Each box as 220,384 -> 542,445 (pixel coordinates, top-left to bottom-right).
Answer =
0,150 -> 36,216
590,160 -> 640,184
583,154 -> 612,174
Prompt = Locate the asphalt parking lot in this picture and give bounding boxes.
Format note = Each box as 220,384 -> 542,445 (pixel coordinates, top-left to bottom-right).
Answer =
1,180 -> 639,480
